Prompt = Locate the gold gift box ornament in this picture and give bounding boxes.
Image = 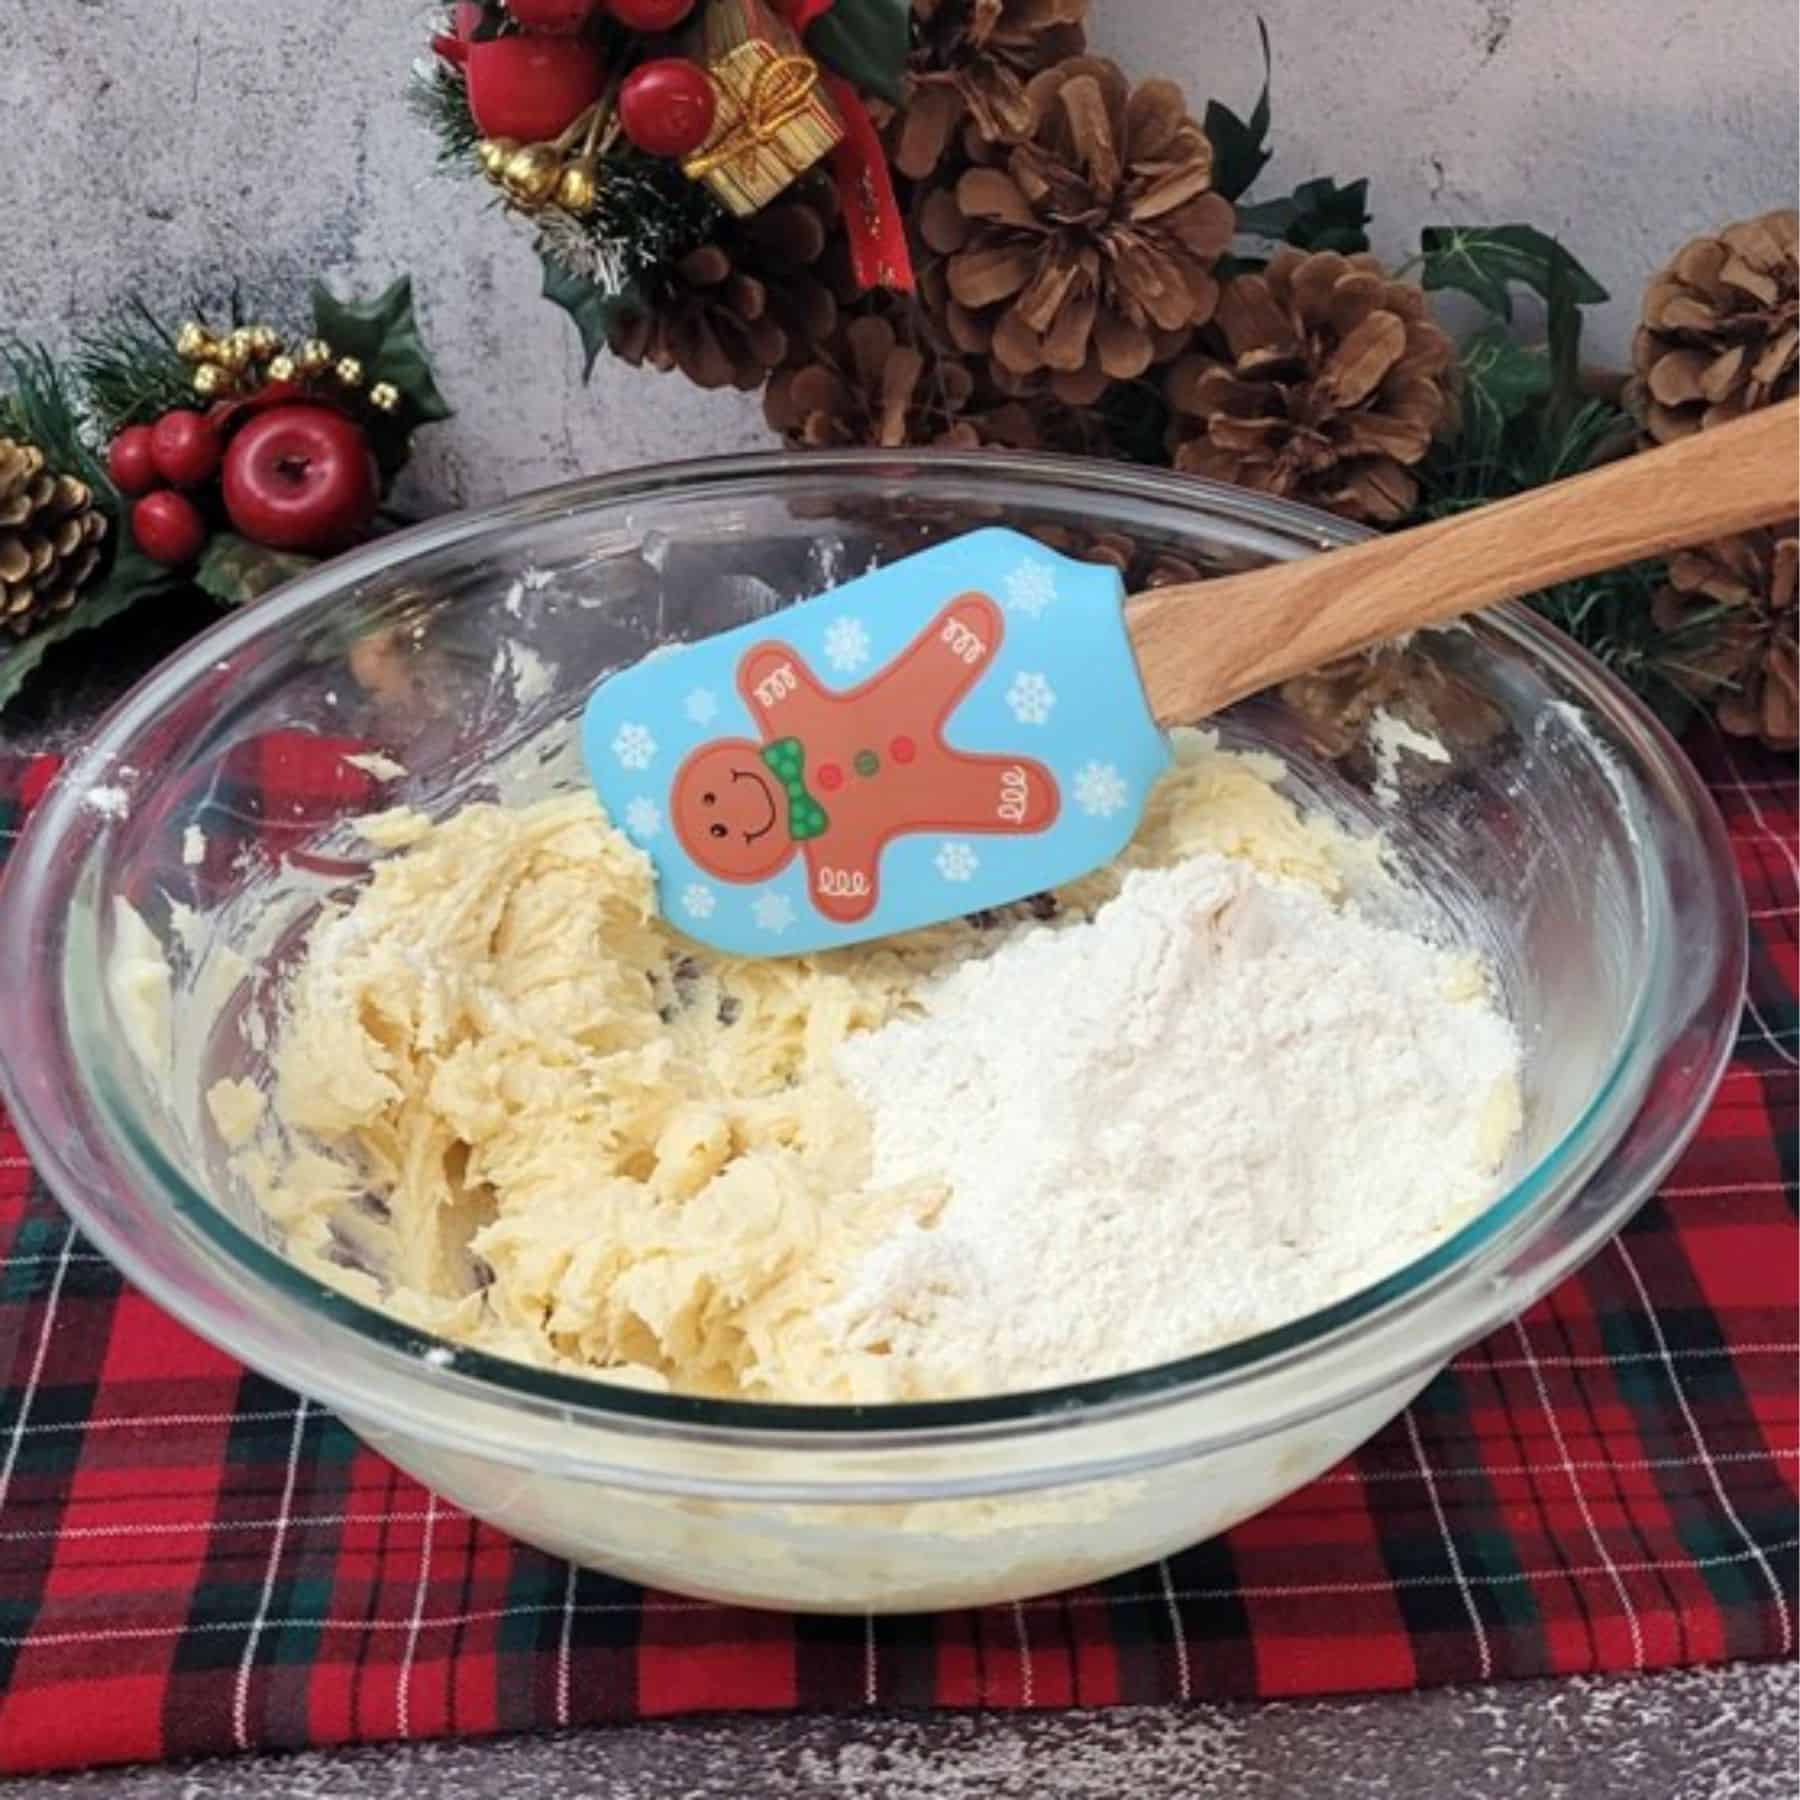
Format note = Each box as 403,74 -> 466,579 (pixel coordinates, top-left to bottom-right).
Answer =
681,0 -> 844,217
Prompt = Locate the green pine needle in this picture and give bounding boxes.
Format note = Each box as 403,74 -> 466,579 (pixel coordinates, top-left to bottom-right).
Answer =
0,342 -> 104,490
73,299 -> 195,436
409,58 -> 481,170
537,153 -> 726,305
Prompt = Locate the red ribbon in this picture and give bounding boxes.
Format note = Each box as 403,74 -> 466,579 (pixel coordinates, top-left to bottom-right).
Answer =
778,0 -> 915,293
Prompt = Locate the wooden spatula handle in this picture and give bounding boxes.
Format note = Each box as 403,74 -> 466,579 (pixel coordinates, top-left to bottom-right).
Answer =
1125,396 -> 1799,728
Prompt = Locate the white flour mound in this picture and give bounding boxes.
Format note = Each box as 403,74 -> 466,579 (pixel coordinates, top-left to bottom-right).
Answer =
828,852 -> 1522,1395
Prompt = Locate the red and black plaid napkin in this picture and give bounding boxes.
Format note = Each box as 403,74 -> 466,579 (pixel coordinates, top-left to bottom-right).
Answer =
0,729 -> 1794,1776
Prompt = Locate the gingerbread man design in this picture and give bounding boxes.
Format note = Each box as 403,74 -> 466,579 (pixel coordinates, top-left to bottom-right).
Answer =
671,594 -> 1059,924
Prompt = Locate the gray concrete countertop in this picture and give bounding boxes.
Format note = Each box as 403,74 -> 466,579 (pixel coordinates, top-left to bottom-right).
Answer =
8,1665 -> 1795,1798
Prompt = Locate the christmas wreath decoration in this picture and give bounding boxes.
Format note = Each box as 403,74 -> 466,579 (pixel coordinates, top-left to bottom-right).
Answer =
419,2 -> 1796,749
0,281 -> 451,713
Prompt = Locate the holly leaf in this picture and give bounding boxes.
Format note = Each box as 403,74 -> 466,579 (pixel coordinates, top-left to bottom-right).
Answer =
1457,324 -> 1554,437
539,253 -> 632,381
1236,176 -> 1372,254
309,278 -> 453,424
1203,18 -> 1273,203
0,538 -> 180,714
805,0 -> 909,106
1418,225 -> 1607,321
194,532 -> 318,607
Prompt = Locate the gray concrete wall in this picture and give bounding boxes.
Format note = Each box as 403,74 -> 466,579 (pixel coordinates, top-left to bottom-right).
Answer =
3,1 -> 1795,513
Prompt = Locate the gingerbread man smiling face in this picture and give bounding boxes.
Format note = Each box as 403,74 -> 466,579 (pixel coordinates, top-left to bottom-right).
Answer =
671,593 -> 1059,924
678,741 -> 794,882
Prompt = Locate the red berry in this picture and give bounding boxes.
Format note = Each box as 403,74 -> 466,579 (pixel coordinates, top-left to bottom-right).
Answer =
132,490 -> 208,566
618,58 -> 717,158
507,0 -> 601,28
107,426 -> 159,497
607,0 -> 696,31
149,410 -> 222,490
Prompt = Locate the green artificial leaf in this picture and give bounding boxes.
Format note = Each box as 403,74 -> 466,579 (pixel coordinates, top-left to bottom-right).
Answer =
309,278 -> 454,424
194,532 -> 318,607
805,0 -> 909,104
1202,18 -> 1273,203
1543,242 -> 1586,425
1417,225 -> 1607,321
0,539 -> 179,714
539,253 -> 631,381
1456,324 -> 1553,439
1236,176 -> 1372,254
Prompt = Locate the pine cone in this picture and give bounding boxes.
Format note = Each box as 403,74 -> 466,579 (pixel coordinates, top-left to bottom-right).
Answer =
609,180 -> 841,391
1166,248 -> 1456,525
894,0 -> 1090,180
1024,522 -> 1207,591
1652,525 -> 1798,750
917,58 -> 1233,406
0,434 -> 108,640
1627,209 -> 1798,444
763,314 -> 980,446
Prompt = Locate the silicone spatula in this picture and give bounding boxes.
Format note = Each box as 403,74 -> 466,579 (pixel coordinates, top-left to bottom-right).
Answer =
584,398 -> 1798,957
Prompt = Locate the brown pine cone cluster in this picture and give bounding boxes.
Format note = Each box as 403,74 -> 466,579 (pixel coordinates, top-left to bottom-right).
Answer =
893,0 -> 1090,181
1627,209 -> 1797,443
1165,248 -> 1458,524
609,180 -> 845,391
917,59 -> 1234,406
1,434 -> 108,639
1653,526 -> 1798,751
764,315 -> 981,447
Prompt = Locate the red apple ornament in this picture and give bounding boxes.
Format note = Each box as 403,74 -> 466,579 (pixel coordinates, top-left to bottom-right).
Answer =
607,0 -> 696,29
132,490 -> 207,566
107,426 -> 158,497
464,36 -> 607,143
149,410 -> 222,489
619,58 -> 717,157
221,406 -> 379,553
507,0 -> 602,28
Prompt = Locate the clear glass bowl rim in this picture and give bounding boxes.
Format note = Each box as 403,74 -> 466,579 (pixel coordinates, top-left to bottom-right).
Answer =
0,447 -> 1748,1452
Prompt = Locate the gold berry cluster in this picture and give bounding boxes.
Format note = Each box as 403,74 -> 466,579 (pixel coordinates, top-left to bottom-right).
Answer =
176,321 -> 402,414
476,102 -> 611,218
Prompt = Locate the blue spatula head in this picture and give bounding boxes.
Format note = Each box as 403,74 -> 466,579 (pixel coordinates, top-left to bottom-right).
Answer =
582,527 -> 1169,957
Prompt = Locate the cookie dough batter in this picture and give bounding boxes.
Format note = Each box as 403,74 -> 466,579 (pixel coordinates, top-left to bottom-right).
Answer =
223,732 -> 1509,1402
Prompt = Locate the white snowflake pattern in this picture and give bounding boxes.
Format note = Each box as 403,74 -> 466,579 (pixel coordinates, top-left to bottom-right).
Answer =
1074,760 -> 1130,819
684,687 -> 719,726
935,841 -> 980,883
823,614 -> 872,673
1006,671 -> 1056,725
681,883 -> 717,921
624,796 -> 662,840
1003,557 -> 1057,618
611,722 -> 658,771
752,892 -> 796,935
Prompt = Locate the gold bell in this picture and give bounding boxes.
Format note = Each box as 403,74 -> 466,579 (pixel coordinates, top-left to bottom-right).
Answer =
555,158 -> 600,216
368,382 -> 401,414
175,321 -> 213,363
266,354 -> 298,383
501,144 -> 563,210
477,137 -> 517,180
246,324 -> 282,360
296,338 -> 334,375
193,363 -> 232,398
334,356 -> 366,389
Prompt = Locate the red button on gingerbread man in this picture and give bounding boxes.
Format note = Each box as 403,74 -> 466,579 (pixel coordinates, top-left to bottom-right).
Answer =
671,594 -> 1059,924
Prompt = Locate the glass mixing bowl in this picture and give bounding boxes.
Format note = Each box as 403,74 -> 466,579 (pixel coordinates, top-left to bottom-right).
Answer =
0,452 -> 1745,1613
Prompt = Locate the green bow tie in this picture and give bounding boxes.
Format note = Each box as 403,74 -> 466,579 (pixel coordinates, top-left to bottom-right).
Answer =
762,737 -> 829,842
